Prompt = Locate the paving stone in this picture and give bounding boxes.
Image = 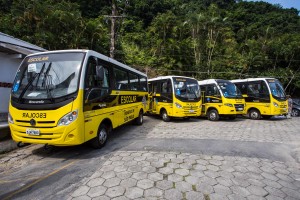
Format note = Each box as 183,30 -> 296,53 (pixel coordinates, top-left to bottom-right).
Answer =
196,182 -> 214,194
175,168 -> 190,176
170,158 -> 184,164
167,162 -> 180,169
190,170 -> 204,178
246,194 -> 265,200
185,175 -> 199,185
261,172 -> 279,181
264,186 -> 286,198
246,166 -> 262,174
72,195 -> 91,200
137,179 -> 154,189
132,172 -> 148,180
87,177 -> 105,187
144,187 -> 164,197
193,164 -> 207,171
213,184 -> 232,196
281,187 -> 300,199
128,165 -> 142,173
200,177 -> 218,186
209,160 -> 223,166
246,185 -> 268,197
216,177 -> 233,187
260,166 -> 276,174
247,179 -> 266,187
278,180 -> 298,190
72,186 -> 90,197
231,178 -> 250,187
150,161 -> 164,168
204,170 -> 220,179
168,173 -> 183,182
207,165 -> 220,172
111,161 -> 125,167
230,186 -> 251,197
102,171 -> 116,179
262,179 -> 282,189
148,172 -> 164,181
124,187 -> 143,199
276,173 -> 295,182
210,192 -> 228,200
90,171 -> 104,179
233,166 -> 248,173
227,194 -> 246,200
156,180 -> 173,190
111,196 -> 129,200
120,178 -> 137,188
105,186 -> 125,198
87,185 -> 107,198
175,181 -> 192,192
265,195 -> 283,200
92,195 -> 110,200
159,167 -> 174,175
186,191 -> 204,200
142,166 -> 156,173
116,171 -> 132,179
101,165 -> 116,172
164,188 -> 183,199
114,165 -> 128,172
103,177 -> 121,188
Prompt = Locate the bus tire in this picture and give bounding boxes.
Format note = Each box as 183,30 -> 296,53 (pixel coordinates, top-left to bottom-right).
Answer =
161,109 -> 170,122
90,124 -> 109,149
248,109 -> 261,120
134,110 -> 144,125
207,109 -> 219,121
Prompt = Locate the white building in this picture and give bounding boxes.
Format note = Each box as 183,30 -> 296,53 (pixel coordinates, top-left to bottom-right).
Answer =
0,32 -> 46,131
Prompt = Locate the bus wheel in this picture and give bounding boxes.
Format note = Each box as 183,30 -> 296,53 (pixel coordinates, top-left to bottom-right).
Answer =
208,109 -> 219,121
134,110 -> 144,125
292,109 -> 299,117
91,124 -> 109,149
248,109 -> 261,120
161,109 -> 170,122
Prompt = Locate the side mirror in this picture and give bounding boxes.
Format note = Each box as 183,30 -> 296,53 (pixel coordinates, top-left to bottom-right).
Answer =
95,65 -> 104,81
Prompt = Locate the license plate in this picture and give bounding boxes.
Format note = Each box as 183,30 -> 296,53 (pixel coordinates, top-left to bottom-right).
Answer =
237,108 -> 243,111
189,110 -> 194,113
26,129 -> 40,136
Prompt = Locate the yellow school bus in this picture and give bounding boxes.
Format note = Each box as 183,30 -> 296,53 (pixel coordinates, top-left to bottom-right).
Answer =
231,78 -> 288,119
8,50 -> 148,148
147,76 -> 201,121
198,79 -> 245,121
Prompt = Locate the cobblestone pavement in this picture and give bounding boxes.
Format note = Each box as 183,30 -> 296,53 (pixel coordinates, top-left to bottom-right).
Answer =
67,117 -> 300,200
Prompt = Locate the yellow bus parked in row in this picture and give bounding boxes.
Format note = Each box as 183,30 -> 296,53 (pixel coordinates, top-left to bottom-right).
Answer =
198,79 -> 245,121
148,76 -> 201,121
8,50 -> 148,148
231,78 -> 288,119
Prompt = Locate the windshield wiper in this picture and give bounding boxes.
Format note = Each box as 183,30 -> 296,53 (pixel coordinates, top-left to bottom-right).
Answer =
43,63 -> 54,103
18,73 -> 39,102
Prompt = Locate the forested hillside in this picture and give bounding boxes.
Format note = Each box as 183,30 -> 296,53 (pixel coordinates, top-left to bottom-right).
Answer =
1,0 -> 299,95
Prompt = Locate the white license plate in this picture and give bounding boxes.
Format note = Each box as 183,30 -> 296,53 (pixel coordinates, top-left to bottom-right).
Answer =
26,129 -> 40,136
189,110 -> 194,113
237,108 -> 243,111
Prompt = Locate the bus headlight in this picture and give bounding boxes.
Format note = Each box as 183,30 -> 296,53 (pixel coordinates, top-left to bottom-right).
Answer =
175,102 -> 182,108
58,110 -> 78,126
224,103 -> 233,107
8,112 -> 14,124
273,102 -> 279,107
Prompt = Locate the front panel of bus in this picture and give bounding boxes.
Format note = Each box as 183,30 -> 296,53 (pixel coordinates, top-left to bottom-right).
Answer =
9,52 -> 86,146
200,81 -> 244,116
267,79 -> 287,115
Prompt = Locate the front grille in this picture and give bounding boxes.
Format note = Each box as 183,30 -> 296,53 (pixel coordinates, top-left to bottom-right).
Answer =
183,106 -> 199,115
15,119 -> 56,128
234,104 -> 244,111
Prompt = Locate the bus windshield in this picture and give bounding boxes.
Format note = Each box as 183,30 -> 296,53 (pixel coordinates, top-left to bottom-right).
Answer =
217,81 -> 242,98
11,52 -> 84,101
268,79 -> 286,99
173,77 -> 201,101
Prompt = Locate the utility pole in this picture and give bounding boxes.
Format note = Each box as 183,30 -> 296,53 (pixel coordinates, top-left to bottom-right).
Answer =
110,0 -> 117,58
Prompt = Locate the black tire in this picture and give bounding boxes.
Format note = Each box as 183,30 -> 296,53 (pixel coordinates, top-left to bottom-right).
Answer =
134,110 -> 144,125
262,115 -> 272,119
248,109 -> 261,120
161,109 -> 171,122
90,124 -> 109,149
228,115 -> 236,120
207,109 -> 219,121
292,109 -> 299,117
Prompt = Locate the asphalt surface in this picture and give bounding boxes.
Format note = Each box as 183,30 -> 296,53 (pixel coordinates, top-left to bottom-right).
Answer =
0,116 -> 299,200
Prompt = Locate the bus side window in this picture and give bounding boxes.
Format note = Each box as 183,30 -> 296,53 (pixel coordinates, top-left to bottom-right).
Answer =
206,84 -> 219,97
129,72 -> 139,91
85,57 -> 97,89
114,67 -> 129,90
139,76 -> 147,91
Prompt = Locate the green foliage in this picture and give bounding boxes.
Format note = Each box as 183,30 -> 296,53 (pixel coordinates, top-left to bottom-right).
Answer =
0,0 -> 300,95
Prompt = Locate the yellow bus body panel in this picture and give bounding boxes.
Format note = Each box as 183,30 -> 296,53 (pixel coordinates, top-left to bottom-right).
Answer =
245,99 -> 288,116
201,98 -> 245,116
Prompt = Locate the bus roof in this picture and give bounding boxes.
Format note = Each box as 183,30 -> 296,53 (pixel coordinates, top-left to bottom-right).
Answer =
26,49 -> 147,77
231,78 -> 277,83
148,75 -> 196,82
198,79 -> 230,85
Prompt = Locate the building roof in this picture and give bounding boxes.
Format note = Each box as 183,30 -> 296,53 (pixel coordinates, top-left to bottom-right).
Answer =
0,32 -> 46,55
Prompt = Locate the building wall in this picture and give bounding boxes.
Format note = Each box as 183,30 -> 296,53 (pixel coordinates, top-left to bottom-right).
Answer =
0,52 -> 22,121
